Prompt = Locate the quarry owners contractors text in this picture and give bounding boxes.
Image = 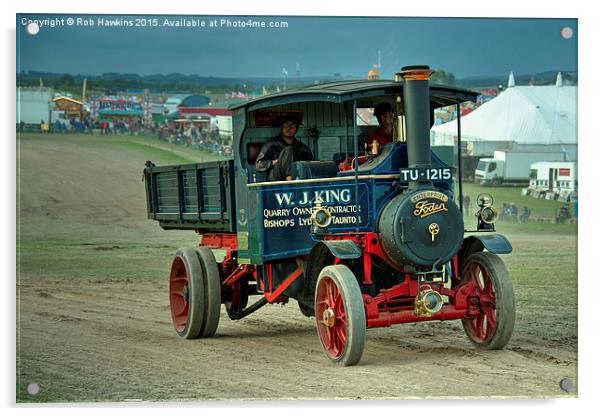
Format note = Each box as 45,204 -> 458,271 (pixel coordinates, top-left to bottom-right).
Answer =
21,16 -> 289,29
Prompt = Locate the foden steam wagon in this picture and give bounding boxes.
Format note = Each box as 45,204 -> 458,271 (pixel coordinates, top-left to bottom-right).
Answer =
143,65 -> 515,365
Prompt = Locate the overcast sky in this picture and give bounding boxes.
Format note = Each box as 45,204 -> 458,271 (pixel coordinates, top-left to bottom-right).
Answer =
16,14 -> 577,79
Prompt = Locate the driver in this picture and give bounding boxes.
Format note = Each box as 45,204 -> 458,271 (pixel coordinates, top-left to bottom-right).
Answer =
255,117 -> 313,181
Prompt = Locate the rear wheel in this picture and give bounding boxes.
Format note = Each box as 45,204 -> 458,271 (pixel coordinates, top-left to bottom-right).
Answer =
314,265 -> 366,366
195,247 -> 221,337
460,252 -> 515,349
169,248 -> 205,339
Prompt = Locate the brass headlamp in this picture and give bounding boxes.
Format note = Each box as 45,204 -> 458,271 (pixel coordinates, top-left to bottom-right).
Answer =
415,285 -> 444,317
310,197 -> 332,234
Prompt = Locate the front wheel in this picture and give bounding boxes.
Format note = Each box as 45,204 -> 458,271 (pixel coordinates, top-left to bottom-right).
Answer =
314,265 -> 366,366
460,252 -> 515,349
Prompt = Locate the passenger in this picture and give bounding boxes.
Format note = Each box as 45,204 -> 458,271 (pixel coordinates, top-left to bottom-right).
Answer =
255,117 -> 313,181
368,102 -> 394,154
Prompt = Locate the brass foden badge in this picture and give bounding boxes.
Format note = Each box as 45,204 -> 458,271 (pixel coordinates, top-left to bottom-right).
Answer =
411,191 -> 449,219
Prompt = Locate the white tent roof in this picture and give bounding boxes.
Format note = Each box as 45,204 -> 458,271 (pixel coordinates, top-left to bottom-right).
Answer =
431,81 -> 577,146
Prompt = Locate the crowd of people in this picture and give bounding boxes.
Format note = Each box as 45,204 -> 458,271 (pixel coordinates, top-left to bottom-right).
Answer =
154,120 -> 232,157
96,118 -> 147,135
499,203 -> 531,223
30,116 -> 149,136
21,115 -> 233,157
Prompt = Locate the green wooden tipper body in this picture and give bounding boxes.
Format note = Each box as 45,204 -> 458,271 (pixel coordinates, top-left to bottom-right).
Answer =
143,160 -> 236,232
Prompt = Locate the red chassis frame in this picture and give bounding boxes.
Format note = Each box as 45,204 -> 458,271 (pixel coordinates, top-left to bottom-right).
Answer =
200,232 -> 480,329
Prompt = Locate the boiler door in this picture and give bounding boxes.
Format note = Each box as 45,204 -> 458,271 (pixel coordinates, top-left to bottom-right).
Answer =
379,188 -> 464,267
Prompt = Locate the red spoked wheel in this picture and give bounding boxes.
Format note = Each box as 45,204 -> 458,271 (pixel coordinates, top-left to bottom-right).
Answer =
315,265 -> 366,366
169,248 -> 205,339
460,252 -> 515,349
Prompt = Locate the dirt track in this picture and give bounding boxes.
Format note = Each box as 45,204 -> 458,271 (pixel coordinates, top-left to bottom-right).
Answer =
16,134 -> 577,401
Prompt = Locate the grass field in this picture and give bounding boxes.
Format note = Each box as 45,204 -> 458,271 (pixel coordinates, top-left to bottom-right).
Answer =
17,133 -> 207,281
16,133 -> 578,401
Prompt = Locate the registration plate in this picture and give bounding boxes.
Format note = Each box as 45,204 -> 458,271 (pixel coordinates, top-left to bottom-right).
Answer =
399,167 -> 452,182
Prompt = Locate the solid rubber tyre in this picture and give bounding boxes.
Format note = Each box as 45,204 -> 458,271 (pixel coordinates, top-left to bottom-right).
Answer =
195,247 -> 221,338
314,265 -> 366,366
169,248 -> 205,339
460,252 -> 515,349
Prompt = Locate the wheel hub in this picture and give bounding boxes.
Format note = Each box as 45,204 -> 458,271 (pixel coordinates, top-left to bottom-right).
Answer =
322,308 -> 335,327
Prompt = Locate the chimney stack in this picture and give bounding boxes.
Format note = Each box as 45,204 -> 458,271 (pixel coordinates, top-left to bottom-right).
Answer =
398,65 -> 434,178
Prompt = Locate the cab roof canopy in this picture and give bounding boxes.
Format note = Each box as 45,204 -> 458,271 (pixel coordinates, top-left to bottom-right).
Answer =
230,79 -> 478,112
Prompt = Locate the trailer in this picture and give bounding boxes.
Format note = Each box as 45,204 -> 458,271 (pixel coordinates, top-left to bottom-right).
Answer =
529,160 -> 578,201
143,65 -> 515,365
475,149 -> 567,185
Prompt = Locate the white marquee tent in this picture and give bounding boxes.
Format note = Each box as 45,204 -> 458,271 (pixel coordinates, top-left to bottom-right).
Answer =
431,73 -> 577,148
